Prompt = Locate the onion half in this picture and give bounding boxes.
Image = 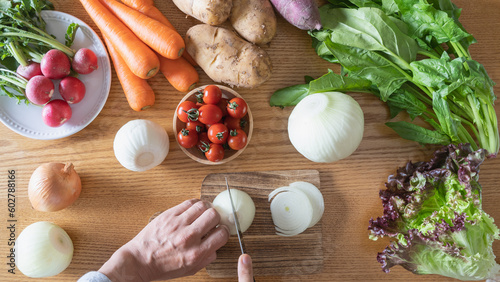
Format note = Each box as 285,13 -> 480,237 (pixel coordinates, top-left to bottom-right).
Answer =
268,182 -> 324,236
212,188 -> 255,235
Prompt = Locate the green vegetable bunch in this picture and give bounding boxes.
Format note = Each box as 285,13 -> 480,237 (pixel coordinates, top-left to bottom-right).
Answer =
271,0 -> 499,156
369,144 -> 500,280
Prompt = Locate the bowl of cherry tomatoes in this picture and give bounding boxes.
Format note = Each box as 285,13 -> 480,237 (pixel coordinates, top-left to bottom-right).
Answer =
173,84 -> 253,164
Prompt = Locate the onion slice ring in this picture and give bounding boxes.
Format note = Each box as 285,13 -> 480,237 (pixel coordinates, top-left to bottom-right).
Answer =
289,181 -> 324,228
268,186 -> 313,237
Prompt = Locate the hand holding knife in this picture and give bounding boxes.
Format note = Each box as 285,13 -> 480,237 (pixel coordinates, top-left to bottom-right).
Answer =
225,177 -> 255,282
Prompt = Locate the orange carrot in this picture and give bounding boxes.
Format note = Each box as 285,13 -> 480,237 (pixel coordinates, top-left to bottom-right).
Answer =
99,0 -> 185,60
79,0 -> 159,79
159,55 -> 199,92
104,36 -> 155,111
120,0 -> 198,66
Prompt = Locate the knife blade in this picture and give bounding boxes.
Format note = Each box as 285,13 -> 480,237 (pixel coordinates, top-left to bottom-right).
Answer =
225,177 -> 246,255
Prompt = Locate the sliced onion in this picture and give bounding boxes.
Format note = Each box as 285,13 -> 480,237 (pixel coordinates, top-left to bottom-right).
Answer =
289,181 -> 324,228
268,187 -> 313,237
213,188 -> 255,235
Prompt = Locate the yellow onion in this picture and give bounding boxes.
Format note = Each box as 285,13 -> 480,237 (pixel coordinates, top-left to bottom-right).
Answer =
28,163 -> 81,212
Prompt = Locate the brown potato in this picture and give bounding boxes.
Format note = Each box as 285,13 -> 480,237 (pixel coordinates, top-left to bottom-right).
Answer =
186,24 -> 273,88
231,0 -> 277,45
171,0 -> 232,25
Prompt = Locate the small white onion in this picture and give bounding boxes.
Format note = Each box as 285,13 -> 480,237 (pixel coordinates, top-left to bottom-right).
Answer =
113,119 -> 169,171
213,189 -> 255,235
288,92 -> 364,163
16,221 -> 73,278
268,187 -> 313,237
289,181 -> 324,228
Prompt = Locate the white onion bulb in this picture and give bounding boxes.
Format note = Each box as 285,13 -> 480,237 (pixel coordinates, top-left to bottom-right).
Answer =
114,119 -> 169,171
213,189 -> 255,235
16,222 -> 73,278
288,92 -> 364,163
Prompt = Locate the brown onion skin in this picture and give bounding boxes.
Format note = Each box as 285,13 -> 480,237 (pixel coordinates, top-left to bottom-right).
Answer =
28,163 -> 82,212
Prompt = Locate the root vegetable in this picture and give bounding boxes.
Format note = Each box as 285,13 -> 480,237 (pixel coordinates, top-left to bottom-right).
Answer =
25,75 -> 54,105
59,76 -> 86,104
16,62 -> 43,80
171,0 -> 232,25
230,0 -> 277,45
42,99 -> 72,127
212,188 -> 255,235
72,48 -> 98,74
270,0 -> 322,30
40,49 -> 71,79
185,24 -> 272,88
28,163 -> 82,212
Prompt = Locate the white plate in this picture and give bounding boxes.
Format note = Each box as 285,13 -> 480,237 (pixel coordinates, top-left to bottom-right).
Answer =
0,10 -> 111,140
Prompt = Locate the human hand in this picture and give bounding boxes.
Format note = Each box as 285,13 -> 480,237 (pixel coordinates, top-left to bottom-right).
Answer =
238,254 -> 254,282
99,199 -> 229,281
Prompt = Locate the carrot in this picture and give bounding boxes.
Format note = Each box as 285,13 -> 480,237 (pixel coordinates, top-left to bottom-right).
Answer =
99,0 -> 185,60
79,0 -> 159,79
103,36 -> 155,111
120,0 -> 198,66
159,55 -> 199,92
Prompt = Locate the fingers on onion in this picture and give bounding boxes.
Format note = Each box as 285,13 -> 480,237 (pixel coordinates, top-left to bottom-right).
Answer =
212,188 -> 255,235
268,181 -> 324,236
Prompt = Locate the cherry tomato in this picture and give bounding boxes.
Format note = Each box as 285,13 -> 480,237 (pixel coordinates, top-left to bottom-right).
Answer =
186,120 -> 205,133
227,97 -> 248,119
224,116 -> 245,130
198,104 -> 222,125
217,97 -> 229,117
177,100 -> 198,123
228,129 -> 248,150
197,132 -> 210,152
208,123 -> 229,144
177,128 -> 198,149
205,143 -> 224,162
202,85 -> 222,104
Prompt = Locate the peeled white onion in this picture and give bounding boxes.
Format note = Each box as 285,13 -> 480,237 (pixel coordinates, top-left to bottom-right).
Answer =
288,92 -> 364,163
16,221 -> 73,278
289,181 -> 324,228
268,181 -> 324,236
113,119 -> 169,171
213,189 -> 255,235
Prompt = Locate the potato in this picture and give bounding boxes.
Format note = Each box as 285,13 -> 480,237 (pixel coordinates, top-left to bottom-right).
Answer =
186,24 -> 273,88
231,0 -> 277,45
171,0 -> 232,25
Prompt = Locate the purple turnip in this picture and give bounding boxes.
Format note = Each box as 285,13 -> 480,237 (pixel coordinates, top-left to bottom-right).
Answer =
42,99 -> 72,127
25,75 -> 54,105
59,76 -> 86,104
72,48 -> 98,74
17,62 -> 43,80
41,49 -> 71,79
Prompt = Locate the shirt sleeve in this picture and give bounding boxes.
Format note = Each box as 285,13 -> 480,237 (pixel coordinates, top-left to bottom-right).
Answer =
77,271 -> 112,282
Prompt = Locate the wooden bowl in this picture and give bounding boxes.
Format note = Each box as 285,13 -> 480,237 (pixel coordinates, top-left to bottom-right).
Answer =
173,85 -> 253,165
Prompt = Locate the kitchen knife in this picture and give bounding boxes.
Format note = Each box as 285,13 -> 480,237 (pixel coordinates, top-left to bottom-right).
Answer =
225,177 -> 256,281
225,177 -> 246,254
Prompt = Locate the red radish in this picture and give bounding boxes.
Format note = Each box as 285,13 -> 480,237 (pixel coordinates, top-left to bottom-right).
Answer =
42,99 -> 72,127
25,75 -> 54,105
16,62 -> 42,80
41,49 -> 71,79
72,48 -> 98,74
59,77 -> 86,104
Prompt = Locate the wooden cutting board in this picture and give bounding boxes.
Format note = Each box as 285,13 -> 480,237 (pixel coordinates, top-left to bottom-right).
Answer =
200,170 -> 323,278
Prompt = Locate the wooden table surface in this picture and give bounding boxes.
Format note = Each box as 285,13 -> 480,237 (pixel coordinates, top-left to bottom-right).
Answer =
1,0 -> 499,281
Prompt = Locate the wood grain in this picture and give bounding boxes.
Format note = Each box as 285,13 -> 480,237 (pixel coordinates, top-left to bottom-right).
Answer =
200,170 -> 323,277
0,0 -> 499,281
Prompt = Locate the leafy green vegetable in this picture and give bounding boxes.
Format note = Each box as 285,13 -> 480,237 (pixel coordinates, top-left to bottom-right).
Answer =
0,0 -> 75,69
0,67 -> 28,103
368,144 -> 500,280
270,0 -> 499,156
